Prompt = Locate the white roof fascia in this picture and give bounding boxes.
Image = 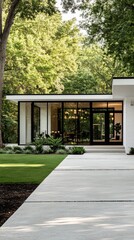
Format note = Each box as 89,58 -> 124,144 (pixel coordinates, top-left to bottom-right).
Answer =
113,78 -> 134,98
6,94 -> 114,103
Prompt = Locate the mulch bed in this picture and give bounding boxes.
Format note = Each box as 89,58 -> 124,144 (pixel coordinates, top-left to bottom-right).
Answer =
0,184 -> 38,227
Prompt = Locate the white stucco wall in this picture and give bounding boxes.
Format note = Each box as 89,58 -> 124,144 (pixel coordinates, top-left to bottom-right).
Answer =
26,103 -> 31,144
123,98 -> 134,153
48,104 -> 51,135
20,103 -> 26,144
40,103 -> 47,135
20,102 -> 32,144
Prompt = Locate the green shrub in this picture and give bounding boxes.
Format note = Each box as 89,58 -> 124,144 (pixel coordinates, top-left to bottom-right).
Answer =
56,149 -> 67,154
45,136 -> 62,153
0,149 -> 6,154
13,146 -> 23,153
4,146 -> 13,151
14,150 -> 23,154
34,136 -> 45,154
43,149 -> 54,154
23,145 -> 35,154
129,147 -> 134,155
6,150 -> 14,154
71,147 -> 85,155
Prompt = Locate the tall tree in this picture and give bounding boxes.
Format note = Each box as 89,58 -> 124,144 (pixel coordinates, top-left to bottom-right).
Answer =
63,44 -> 129,94
0,0 -> 56,146
61,0 -> 134,74
3,13 -> 80,143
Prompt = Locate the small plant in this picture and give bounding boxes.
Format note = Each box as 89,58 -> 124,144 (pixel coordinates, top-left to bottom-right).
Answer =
0,149 -> 6,154
6,150 -> 14,154
4,146 -> 13,151
71,147 -> 85,155
34,135 -> 45,154
129,147 -> 134,155
45,136 -> 62,153
114,123 -> 121,140
13,146 -> 23,154
23,145 -> 35,154
56,149 -> 67,154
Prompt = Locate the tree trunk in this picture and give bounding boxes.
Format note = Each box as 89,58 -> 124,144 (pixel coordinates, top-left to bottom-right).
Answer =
0,42 -> 6,147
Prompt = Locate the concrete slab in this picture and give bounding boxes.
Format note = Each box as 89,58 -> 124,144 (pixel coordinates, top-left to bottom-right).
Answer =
56,154 -> 134,169
26,170 -> 134,201
1,153 -> 134,239
1,202 -> 134,240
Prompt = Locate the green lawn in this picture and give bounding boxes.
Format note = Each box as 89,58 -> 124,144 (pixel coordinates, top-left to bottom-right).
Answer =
0,154 -> 66,184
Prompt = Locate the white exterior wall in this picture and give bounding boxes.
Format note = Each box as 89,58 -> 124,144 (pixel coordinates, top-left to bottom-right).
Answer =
26,103 -> 31,144
124,98 -> 134,153
48,104 -> 51,135
20,102 -> 31,144
40,103 -> 47,135
19,103 -> 26,144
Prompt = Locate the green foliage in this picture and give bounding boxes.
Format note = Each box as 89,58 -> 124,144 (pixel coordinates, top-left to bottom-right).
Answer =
45,136 -> 63,153
0,149 -> 6,154
13,146 -> 24,154
71,146 -> 85,154
34,136 -> 45,154
5,13 -> 80,95
63,44 -> 127,94
56,149 -> 67,154
80,0 -> 134,73
129,148 -> 134,155
2,100 -> 17,143
23,145 -> 35,154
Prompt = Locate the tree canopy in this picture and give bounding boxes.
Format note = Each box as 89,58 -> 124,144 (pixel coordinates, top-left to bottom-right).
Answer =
4,13 -> 80,95
61,0 -> 134,74
63,44 -> 128,94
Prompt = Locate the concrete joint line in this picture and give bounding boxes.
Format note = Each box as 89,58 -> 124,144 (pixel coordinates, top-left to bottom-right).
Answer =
26,200 -> 134,203
55,169 -> 134,171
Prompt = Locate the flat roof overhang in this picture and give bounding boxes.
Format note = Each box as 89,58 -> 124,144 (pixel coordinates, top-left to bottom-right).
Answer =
113,78 -> 134,98
6,94 -> 116,103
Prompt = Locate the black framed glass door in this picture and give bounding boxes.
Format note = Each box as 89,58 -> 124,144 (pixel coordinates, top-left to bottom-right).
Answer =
92,112 -> 106,143
92,111 -> 123,144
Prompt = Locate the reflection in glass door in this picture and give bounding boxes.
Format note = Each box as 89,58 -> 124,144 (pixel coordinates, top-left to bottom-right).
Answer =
109,112 -> 123,143
93,113 -> 105,143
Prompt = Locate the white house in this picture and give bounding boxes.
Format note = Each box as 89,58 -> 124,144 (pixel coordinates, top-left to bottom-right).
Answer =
6,77 -> 134,153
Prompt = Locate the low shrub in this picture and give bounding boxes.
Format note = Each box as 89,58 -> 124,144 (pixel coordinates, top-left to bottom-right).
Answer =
4,146 -> 13,151
34,136 -> 45,154
14,149 -> 23,154
71,147 -> 85,155
0,149 -> 6,154
45,136 -> 62,153
6,150 -> 14,154
43,149 -> 54,154
129,147 -> 134,155
13,146 -> 23,153
56,149 -> 67,154
23,145 -> 35,154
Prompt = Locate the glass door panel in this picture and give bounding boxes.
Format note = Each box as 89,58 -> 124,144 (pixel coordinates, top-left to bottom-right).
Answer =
77,108 -> 90,144
93,113 -> 105,143
109,112 -> 123,143
63,102 -> 77,144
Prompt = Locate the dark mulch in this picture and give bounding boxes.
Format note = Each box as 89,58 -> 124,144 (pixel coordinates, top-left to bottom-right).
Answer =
0,184 -> 38,227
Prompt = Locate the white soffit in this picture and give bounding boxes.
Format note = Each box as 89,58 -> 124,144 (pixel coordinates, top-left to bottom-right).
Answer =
6,94 -> 114,103
113,78 -> 134,98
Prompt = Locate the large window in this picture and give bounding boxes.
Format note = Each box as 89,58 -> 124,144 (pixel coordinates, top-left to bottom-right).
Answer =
63,102 -> 77,144
78,102 -> 90,144
32,101 -> 123,145
49,103 -> 62,138
33,104 -> 40,139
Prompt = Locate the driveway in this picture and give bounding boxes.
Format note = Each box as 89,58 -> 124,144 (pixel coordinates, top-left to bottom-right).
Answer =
1,153 -> 134,239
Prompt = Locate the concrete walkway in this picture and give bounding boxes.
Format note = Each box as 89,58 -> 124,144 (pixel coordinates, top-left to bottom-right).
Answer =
1,153 -> 134,239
